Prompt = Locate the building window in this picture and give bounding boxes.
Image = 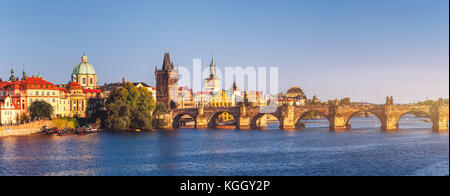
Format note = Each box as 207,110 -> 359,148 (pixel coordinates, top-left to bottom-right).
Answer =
82,78 -> 87,84
90,78 -> 93,84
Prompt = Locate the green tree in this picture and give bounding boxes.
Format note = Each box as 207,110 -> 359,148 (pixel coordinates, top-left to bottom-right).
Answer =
20,112 -> 30,123
28,101 -> 54,120
340,97 -> 351,105
152,102 -> 168,129
104,82 -> 155,130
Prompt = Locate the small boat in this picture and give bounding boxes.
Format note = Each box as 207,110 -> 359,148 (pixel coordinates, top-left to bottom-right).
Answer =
75,124 -> 100,135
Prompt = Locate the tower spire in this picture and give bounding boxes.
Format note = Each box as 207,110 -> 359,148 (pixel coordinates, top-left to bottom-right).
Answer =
22,64 -> 27,79
162,51 -> 174,70
9,66 -> 16,82
209,55 -> 216,79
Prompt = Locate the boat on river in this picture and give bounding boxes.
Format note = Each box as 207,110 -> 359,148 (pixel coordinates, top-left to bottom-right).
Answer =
41,124 -> 100,136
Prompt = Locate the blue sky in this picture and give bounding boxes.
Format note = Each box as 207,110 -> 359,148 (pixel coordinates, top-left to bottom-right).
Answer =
0,0 -> 448,103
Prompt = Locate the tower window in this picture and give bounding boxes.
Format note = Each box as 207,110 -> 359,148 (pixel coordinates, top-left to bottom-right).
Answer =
82,78 -> 87,84
90,78 -> 93,84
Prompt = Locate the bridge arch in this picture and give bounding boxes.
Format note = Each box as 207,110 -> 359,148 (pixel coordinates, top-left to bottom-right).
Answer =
207,110 -> 240,128
250,113 -> 282,129
344,110 -> 383,129
295,110 -> 331,129
172,113 -> 197,128
395,110 -> 433,130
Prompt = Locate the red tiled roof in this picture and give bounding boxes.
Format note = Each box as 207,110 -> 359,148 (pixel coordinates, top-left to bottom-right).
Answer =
0,77 -> 60,91
83,89 -> 102,94
21,77 -> 54,85
68,81 -> 82,90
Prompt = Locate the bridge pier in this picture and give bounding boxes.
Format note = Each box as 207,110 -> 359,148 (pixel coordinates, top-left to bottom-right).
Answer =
433,122 -> 448,132
280,121 -> 296,130
238,116 -> 251,130
280,105 -> 296,130
381,105 -> 399,131
196,116 -> 208,129
431,105 -> 449,132
330,117 -> 347,131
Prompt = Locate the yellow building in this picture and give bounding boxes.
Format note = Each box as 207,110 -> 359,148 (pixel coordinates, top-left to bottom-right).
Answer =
210,90 -> 234,122
0,71 -> 104,119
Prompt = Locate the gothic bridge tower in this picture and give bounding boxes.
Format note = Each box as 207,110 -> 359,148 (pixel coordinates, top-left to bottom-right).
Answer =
155,52 -> 179,109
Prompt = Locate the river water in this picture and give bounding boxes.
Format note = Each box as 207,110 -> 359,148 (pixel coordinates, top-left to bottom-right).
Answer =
0,115 -> 448,176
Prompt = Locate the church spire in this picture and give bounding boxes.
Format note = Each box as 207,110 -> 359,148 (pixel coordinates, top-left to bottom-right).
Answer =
9,68 -> 16,81
209,56 -> 217,79
22,64 -> 27,79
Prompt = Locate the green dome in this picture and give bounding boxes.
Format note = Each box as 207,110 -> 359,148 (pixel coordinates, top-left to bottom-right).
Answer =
72,54 -> 96,75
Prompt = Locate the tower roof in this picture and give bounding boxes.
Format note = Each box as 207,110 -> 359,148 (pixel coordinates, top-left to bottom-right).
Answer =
162,53 -> 174,71
231,81 -> 240,91
208,56 -> 217,79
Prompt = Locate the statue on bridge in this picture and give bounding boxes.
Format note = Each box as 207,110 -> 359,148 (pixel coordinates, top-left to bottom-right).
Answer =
386,96 -> 394,105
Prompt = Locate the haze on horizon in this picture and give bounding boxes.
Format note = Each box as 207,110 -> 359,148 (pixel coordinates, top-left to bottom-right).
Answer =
0,0 -> 448,104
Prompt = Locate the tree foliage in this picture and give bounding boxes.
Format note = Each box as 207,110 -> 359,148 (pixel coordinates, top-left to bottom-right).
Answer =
28,101 -> 54,120
52,118 -> 79,129
152,102 -> 168,129
20,112 -> 30,123
104,82 -> 156,130
416,99 -> 449,106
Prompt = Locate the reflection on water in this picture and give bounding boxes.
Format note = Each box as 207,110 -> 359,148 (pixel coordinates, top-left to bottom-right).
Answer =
0,116 -> 448,176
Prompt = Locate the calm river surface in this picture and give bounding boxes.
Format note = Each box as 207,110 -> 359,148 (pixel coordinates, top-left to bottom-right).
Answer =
0,115 -> 448,176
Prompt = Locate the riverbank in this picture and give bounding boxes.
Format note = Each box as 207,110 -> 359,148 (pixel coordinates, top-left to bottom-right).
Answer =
0,120 -> 52,137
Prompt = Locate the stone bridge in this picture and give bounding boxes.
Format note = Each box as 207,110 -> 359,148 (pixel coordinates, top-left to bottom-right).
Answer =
169,104 -> 449,131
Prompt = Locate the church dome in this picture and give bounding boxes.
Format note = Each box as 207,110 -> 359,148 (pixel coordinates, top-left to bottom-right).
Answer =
72,54 -> 96,76
286,86 -> 307,99
287,86 -> 304,94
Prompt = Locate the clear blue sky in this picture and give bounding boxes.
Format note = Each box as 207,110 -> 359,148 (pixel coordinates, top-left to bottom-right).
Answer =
0,0 -> 448,103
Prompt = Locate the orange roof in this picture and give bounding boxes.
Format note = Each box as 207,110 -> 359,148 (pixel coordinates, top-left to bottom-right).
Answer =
21,77 -> 55,85
0,77 -> 60,91
83,89 -> 102,94
68,81 -> 82,90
